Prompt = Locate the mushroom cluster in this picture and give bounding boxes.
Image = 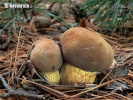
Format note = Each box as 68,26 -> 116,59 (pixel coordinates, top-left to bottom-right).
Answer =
30,27 -> 114,85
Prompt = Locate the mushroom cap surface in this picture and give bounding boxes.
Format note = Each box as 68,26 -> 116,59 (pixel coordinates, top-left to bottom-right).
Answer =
30,38 -> 63,72
60,27 -> 114,72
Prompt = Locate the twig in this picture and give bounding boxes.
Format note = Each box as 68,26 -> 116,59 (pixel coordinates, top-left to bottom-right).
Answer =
16,64 -> 27,78
13,27 -> 22,71
0,74 -> 44,99
2,71 -> 11,77
17,78 -> 70,99
0,75 -> 12,92
0,30 -> 12,49
99,68 -> 114,84
27,44 -> 35,60
11,27 -> 22,82
91,92 -> 130,100
22,27 -> 38,36
15,42 -> 33,78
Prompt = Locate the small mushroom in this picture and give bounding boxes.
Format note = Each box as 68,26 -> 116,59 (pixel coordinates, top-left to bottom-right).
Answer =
60,27 -> 114,72
30,38 -> 63,84
33,14 -> 51,28
61,63 -> 96,85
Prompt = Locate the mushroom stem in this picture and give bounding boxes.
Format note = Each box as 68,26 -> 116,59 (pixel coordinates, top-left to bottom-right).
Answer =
43,70 -> 60,84
60,63 -> 97,85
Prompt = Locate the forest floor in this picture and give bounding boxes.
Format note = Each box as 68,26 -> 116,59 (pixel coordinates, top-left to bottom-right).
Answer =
0,1 -> 133,100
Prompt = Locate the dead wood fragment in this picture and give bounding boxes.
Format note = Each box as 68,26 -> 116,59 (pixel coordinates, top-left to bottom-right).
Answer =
0,30 -> 12,50
17,78 -> 70,99
0,74 -> 44,99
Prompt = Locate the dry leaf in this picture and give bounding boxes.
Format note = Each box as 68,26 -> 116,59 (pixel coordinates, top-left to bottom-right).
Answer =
79,18 -> 98,31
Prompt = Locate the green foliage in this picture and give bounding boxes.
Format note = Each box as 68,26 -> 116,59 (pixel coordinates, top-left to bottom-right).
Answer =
0,0 -> 52,49
0,0 -> 72,36
47,12 -> 73,28
0,0 -> 48,35
80,0 -> 133,30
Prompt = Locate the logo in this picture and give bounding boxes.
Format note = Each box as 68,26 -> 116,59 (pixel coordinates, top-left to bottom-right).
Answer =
4,3 -> 31,8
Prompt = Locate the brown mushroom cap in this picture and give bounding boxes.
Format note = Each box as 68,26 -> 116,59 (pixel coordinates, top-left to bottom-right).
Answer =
60,27 -> 114,72
30,38 -> 63,73
34,14 -> 51,28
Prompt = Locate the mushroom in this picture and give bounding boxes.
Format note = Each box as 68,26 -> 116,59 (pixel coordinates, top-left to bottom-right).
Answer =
61,63 -> 96,85
60,27 -> 114,85
60,27 -> 114,72
30,38 -> 63,84
33,14 -> 51,28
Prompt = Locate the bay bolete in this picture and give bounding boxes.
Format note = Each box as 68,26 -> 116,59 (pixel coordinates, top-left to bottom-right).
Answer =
33,14 -> 51,28
30,38 -> 63,84
60,27 -> 114,72
60,27 -> 114,85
